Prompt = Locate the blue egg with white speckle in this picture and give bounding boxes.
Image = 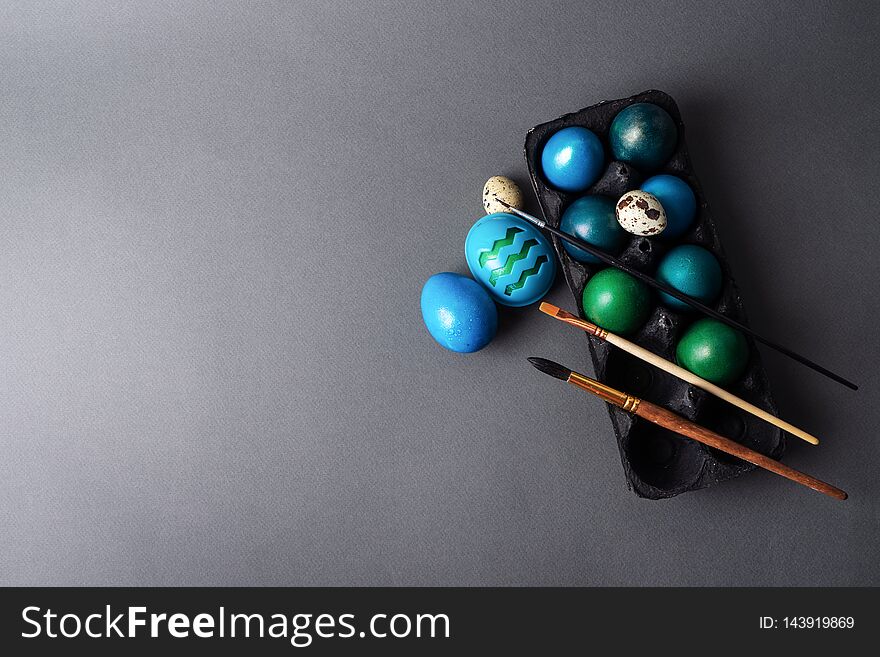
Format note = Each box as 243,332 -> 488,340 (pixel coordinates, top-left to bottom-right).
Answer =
656,245 -> 722,312
420,273 -> 497,353
465,213 -> 556,307
559,195 -> 626,264
641,174 -> 697,239
610,103 -> 678,171
540,126 -> 604,192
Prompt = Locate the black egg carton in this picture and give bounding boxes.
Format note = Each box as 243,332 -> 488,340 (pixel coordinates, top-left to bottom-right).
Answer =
524,90 -> 785,499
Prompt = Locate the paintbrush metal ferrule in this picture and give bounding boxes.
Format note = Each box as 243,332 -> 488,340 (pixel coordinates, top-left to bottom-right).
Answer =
491,196 -> 547,228
567,371 -> 640,412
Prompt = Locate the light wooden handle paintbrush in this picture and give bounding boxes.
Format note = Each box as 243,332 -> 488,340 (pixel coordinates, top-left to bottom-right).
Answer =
528,357 -> 847,501
539,302 -> 820,446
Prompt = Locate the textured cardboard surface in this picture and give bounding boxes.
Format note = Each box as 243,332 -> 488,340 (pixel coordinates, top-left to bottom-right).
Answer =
525,91 -> 784,498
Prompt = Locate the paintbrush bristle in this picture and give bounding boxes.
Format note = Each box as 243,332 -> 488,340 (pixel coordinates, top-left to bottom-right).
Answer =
539,302 -> 563,317
492,195 -> 513,209
527,357 -> 572,381
539,302 -> 580,322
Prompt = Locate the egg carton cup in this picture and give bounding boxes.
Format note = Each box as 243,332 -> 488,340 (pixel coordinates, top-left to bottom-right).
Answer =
524,90 -> 786,499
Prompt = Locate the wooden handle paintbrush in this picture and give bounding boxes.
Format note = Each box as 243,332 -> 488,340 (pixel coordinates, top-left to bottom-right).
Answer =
539,302 -> 819,446
490,195 -> 857,392
527,357 -> 847,500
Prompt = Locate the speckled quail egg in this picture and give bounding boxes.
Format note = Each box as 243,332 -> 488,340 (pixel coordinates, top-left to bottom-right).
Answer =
615,190 -> 667,236
482,175 -> 524,215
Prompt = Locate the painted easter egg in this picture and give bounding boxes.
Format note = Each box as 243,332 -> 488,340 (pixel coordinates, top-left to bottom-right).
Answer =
420,273 -> 497,353
581,268 -> 651,335
616,190 -> 667,236
641,174 -> 697,239
560,195 -> 627,264
540,126 -> 605,193
656,244 -> 722,312
465,213 -> 556,307
482,175 -> 524,215
609,103 -> 678,171
676,318 -> 749,385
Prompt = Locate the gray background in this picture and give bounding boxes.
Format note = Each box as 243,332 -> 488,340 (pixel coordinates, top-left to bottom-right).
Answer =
1,0 -> 878,586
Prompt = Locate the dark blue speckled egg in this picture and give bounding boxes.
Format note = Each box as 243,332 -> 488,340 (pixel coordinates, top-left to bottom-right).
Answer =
656,244 -> 722,312
559,195 -> 626,264
540,126 -> 604,192
420,273 -> 497,353
609,103 -> 678,171
641,174 -> 697,239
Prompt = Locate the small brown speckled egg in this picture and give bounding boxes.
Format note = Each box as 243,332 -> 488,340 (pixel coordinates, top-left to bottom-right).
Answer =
482,175 -> 523,214
615,190 -> 667,236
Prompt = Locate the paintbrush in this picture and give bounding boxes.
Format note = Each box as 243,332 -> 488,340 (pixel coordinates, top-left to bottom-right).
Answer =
490,195 -> 857,392
539,302 -> 819,446
527,357 -> 846,500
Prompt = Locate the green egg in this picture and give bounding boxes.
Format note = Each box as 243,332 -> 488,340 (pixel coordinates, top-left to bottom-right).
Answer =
676,318 -> 749,385
581,268 -> 651,335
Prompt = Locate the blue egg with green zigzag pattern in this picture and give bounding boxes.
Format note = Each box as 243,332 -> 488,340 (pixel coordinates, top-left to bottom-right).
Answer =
465,213 -> 556,307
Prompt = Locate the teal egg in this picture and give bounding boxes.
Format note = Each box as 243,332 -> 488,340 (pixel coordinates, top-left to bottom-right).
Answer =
420,273 -> 497,353
609,103 -> 678,171
656,245 -> 722,311
641,174 -> 697,239
559,195 -> 626,264
465,213 -> 556,307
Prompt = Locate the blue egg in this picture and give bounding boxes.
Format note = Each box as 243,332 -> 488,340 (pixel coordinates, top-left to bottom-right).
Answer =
465,213 -> 556,307
540,126 -> 604,192
641,174 -> 697,239
420,273 -> 497,353
609,103 -> 677,171
656,245 -> 722,312
559,195 -> 626,264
